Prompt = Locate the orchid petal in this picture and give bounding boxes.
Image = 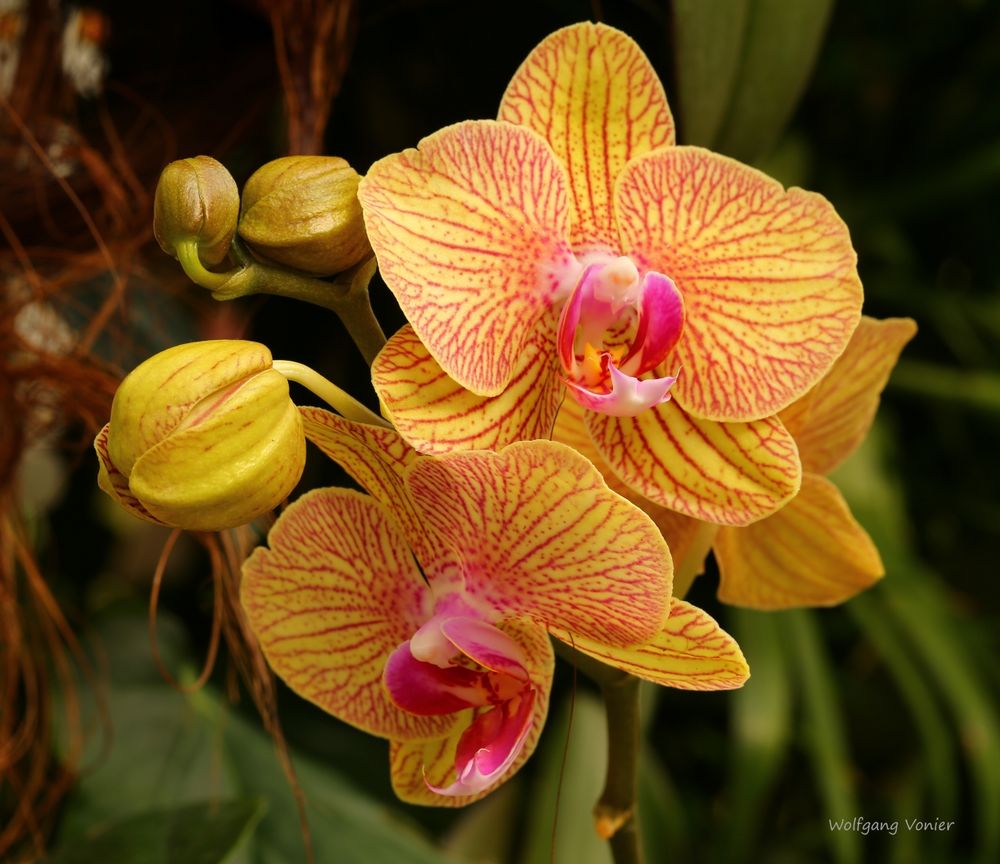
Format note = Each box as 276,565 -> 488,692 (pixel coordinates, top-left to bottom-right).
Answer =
563,362 -> 676,416
780,316 -> 917,474
620,271 -> 685,376
94,423 -> 168,526
383,642 -> 490,716
551,399 -> 707,568
550,599 -> 749,690
427,691 -> 536,797
372,319 -> 563,455
359,120 -> 576,396
405,441 -> 672,646
390,619 -> 553,806
616,146 -> 863,422
715,472 -> 883,609
586,398 -> 801,527
241,487 -> 457,742
298,406 -> 446,572
499,21 -> 674,252
440,617 -> 529,680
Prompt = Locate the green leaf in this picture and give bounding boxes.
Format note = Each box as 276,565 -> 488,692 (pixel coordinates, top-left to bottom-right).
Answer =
44,799 -> 263,864
520,690 -> 612,864
835,423 -> 1000,864
213,695 -> 454,864
783,609 -> 861,864
672,0 -> 751,148
848,593 -> 959,828
51,612 -> 240,842
722,607 -> 793,864
51,611 -> 456,864
714,0 -> 835,162
638,747 -> 689,863
441,777 -> 521,864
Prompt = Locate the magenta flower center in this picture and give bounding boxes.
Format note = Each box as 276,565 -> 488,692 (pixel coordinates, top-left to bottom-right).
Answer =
556,256 -> 684,416
383,612 -> 537,797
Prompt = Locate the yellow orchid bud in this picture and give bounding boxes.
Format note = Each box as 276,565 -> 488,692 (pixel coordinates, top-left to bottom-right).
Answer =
153,157 -> 239,267
97,340 -> 305,532
237,155 -> 370,276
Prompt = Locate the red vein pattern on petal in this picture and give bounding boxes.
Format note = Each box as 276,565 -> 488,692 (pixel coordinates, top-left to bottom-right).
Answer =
372,318 -> 564,455
298,406 -> 450,572
551,399 -> 706,567
241,487 -> 455,742
389,618 -> 553,807
715,472 -> 884,609
586,400 -> 801,527
499,21 -> 674,252
94,423 -> 168,526
359,120 -> 575,396
779,316 -> 917,475
405,441 -> 672,647
550,598 -> 749,690
616,146 -> 863,422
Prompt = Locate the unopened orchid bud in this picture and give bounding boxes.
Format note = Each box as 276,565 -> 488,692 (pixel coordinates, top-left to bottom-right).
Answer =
238,156 -> 370,276
154,157 -> 239,267
95,341 -> 305,532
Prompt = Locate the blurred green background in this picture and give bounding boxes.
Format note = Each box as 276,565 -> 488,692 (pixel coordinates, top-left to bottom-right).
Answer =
2,1 -> 999,863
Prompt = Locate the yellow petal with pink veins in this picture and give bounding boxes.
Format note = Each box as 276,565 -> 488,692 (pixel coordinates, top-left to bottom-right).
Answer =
405,441 -> 672,647
549,599 -> 749,691
715,473 -> 884,609
94,424 -> 169,526
297,406 -> 447,568
499,21 -> 674,252
780,316 -> 917,475
359,120 -> 575,397
372,318 -> 563,455
389,619 -> 553,807
551,398 -> 706,566
241,487 -> 456,742
586,399 -> 801,527
616,146 -> 863,423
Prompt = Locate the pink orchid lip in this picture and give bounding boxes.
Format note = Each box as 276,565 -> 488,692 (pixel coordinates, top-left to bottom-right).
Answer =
557,259 -> 683,416
425,688 -> 536,797
564,362 -> 677,416
384,613 -> 538,797
383,641 -> 491,716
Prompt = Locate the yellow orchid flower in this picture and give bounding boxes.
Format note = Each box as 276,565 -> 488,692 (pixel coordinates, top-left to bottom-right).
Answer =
241,410 -> 750,806
359,21 -> 864,527
556,316 -> 916,609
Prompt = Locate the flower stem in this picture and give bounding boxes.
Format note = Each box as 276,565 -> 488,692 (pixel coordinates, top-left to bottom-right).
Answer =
179,240 -> 387,366
176,240 -> 235,291
272,360 -> 390,427
597,673 -> 643,864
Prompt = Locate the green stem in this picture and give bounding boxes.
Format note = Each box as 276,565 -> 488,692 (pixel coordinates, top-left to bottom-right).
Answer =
178,241 -> 387,366
272,360 -> 390,427
176,240 -> 234,291
555,642 -> 644,864
225,258 -> 387,366
599,674 -> 643,864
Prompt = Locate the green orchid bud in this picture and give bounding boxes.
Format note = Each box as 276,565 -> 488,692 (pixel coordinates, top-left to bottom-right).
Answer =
238,155 -> 370,276
154,157 -> 239,267
95,341 -> 305,532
